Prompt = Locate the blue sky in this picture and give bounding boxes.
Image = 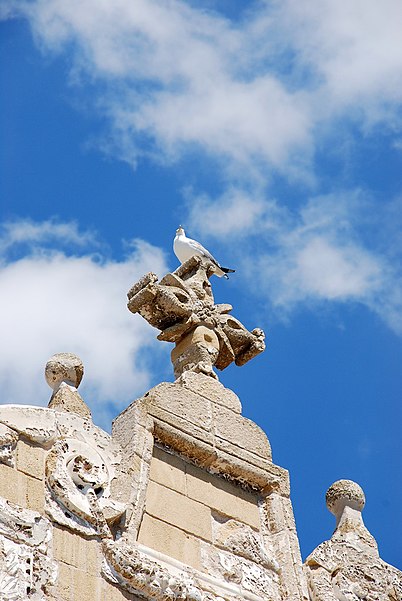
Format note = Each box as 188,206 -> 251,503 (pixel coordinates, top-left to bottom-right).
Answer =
1,0 -> 401,569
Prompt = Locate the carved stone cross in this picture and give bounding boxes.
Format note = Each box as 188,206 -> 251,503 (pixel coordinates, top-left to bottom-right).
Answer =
127,255 -> 265,379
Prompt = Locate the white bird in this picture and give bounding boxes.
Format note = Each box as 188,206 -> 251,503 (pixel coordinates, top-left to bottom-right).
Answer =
173,226 -> 235,279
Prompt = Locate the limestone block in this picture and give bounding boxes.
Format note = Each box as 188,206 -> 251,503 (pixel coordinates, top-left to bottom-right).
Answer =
16,439 -> 45,480
71,567 -> 102,601
177,371 -> 242,413
214,436 -> 274,475
25,474 -> 45,513
149,445 -> 186,494
145,480 -> 212,541
264,493 -> 297,534
152,420 -> 216,466
143,382 -> 213,431
100,580 -> 141,601
137,513 -> 201,570
0,463 -> 44,513
0,463 -> 28,507
211,447 -> 276,490
213,405 -> 272,461
54,560 -> 74,601
53,526 -> 101,575
150,405 -> 213,444
186,462 -> 261,529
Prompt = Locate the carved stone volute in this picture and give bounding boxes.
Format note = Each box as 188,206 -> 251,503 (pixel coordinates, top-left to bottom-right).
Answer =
127,256 -> 265,379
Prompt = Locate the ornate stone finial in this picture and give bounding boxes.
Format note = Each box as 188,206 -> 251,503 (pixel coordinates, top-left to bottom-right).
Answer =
45,352 -> 84,389
127,255 -> 266,379
326,478 -> 365,520
45,353 -> 91,419
304,480 -> 402,601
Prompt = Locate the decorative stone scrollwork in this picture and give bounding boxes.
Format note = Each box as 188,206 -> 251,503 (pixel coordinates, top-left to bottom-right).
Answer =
127,256 -> 265,379
213,519 -> 279,572
102,540 -> 204,601
0,497 -> 57,600
0,423 -> 18,467
45,437 -> 125,538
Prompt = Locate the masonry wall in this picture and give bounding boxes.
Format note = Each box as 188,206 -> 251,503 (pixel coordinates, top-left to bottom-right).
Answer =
138,444 -> 261,571
0,438 -> 138,601
0,374 -> 308,601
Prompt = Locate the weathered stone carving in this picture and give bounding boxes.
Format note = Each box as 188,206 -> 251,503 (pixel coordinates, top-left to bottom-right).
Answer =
0,497 -> 57,600
103,537 -> 283,601
0,354 -> 127,542
45,436 -> 125,538
127,256 -> 265,379
213,518 -> 279,571
45,352 -> 91,419
0,423 -> 18,467
305,480 -> 402,601
103,540 -> 205,601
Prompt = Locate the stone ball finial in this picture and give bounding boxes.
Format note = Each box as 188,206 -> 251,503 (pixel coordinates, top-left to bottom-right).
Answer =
326,479 -> 365,517
45,352 -> 84,390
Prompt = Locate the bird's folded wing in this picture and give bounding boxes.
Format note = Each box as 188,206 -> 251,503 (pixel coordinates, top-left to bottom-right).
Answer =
187,238 -> 218,264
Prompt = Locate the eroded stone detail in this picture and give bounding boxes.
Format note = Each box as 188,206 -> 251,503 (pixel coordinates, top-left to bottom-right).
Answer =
127,256 -> 265,379
45,437 -> 125,538
213,518 -> 279,572
103,538 -> 282,601
0,423 -> 18,467
305,480 -> 402,601
45,352 -> 91,419
0,497 -> 57,600
200,542 -> 280,600
103,540 -> 205,601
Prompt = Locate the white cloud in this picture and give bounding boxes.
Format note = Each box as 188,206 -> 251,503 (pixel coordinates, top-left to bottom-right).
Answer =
187,188 -> 269,237
277,0 -> 402,123
2,1 -> 402,337
188,189 -> 402,334
4,0 -> 402,174
0,219 -> 97,253
2,0 -> 313,172
0,220 -> 169,429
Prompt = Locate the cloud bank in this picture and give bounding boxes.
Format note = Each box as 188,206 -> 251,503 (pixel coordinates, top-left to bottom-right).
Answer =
4,0 -> 402,172
188,189 -> 402,334
0,220 -> 169,428
3,0 -> 402,336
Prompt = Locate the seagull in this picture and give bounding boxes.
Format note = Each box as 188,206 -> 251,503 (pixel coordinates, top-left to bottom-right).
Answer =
174,226 -> 235,279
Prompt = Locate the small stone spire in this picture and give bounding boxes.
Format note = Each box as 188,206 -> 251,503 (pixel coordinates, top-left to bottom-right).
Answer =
45,352 -> 91,419
304,479 -> 402,601
325,479 -> 378,553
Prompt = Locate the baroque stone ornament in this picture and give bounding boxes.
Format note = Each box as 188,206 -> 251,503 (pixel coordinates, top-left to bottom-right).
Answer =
0,497 -> 57,600
45,436 -> 125,538
127,255 -> 265,378
0,423 -> 18,467
304,480 -> 402,601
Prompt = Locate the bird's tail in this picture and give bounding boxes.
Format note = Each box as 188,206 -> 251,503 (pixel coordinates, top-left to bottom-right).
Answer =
221,267 -> 235,279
